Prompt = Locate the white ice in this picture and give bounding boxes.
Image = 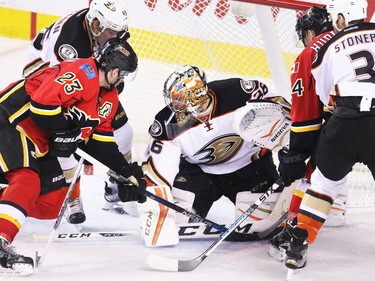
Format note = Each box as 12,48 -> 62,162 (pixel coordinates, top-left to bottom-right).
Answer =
1,36 -> 375,281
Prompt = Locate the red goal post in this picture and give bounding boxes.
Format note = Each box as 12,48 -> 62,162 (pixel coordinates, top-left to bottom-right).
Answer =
232,0 -> 324,10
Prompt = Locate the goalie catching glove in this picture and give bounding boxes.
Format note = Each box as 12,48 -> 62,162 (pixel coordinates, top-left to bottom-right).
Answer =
233,100 -> 291,150
112,162 -> 147,203
278,148 -> 308,187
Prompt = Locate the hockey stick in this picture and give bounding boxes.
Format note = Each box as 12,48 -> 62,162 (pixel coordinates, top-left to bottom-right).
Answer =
35,157 -> 85,267
75,148 -> 227,233
146,178 -> 283,272
32,230 -> 138,242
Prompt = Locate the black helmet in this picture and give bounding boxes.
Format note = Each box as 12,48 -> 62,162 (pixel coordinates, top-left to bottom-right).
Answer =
295,6 -> 333,42
95,38 -> 138,75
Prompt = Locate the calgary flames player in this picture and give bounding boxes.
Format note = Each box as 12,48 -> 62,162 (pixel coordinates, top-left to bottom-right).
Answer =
0,39 -> 145,276
268,6 -> 348,263
22,0 -> 133,223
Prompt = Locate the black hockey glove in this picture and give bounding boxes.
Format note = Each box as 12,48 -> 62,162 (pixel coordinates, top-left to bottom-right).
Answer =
49,127 -> 81,157
278,148 -> 308,187
115,162 -> 147,203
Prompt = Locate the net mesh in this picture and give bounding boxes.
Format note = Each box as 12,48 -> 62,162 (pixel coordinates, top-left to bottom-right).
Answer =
120,0 -> 375,208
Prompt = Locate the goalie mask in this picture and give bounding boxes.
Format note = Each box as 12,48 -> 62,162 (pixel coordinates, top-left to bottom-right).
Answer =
95,38 -> 138,89
86,0 -> 129,38
163,65 -> 208,117
295,6 -> 332,46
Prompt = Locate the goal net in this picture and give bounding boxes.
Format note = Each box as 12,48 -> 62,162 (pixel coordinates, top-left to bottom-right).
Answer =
120,0 -> 375,209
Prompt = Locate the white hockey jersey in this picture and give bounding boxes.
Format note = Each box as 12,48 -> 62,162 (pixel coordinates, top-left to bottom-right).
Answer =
143,78 -> 279,187
312,22 -> 375,108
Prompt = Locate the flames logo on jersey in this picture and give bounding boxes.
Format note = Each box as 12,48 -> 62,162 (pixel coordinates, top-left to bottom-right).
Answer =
98,101 -> 113,118
194,134 -> 244,165
64,106 -> 100,136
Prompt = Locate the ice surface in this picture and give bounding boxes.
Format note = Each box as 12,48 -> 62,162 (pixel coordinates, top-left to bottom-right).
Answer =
1,36 -> 375,281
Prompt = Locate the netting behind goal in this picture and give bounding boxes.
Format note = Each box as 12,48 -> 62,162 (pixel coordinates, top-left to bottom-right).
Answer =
120,0 -> 375,209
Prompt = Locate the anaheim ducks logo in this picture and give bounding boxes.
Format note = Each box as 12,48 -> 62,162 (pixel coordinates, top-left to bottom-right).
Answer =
194,134 -> 244,165
104,2 -> 116,11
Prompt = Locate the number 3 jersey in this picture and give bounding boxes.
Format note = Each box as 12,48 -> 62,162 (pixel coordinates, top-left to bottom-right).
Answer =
312,22 -> 375,108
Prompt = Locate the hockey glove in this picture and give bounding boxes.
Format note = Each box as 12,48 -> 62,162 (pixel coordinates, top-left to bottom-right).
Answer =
49,127 -> 81,157
116,162 -> 147,203
278,148 -> 308,187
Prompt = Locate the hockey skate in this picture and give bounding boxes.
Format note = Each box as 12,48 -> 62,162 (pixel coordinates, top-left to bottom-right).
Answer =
285,227 -> 308,269
65,196 -> 86,224
0,236 -> 34,276
268,220 -> 294,261
102,181 -> 124,214
102,181 -> 138,215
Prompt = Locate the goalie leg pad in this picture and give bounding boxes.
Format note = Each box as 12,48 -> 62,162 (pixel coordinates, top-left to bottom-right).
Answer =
235,191 -> 281,233
137,185 -> 179,247
171,187 -> 195,224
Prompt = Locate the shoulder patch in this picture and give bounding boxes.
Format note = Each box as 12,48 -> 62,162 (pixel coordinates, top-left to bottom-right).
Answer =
58,44 -> 78,60
240,80 -> 255,93
98,101 -> 113,118
80,64 -> 96,80
149,120 -> 163,137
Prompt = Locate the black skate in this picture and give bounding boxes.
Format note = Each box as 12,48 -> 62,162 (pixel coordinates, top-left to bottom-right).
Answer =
268,220 -> 294,261
285,227 -> 308,269
0,236 -> 34,276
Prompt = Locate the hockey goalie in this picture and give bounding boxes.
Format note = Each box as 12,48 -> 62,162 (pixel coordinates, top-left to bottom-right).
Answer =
135,65 -> 293,246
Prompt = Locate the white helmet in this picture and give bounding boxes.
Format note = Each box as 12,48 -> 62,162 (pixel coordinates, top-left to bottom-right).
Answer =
326,0 -> 367,30
86,0 -> 128,37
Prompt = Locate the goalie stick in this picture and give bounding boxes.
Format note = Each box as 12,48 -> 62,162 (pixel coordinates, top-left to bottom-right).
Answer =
146,178 -> 283,272
75,148 -> 226,233
75,149 -> 288,241
35,157 -> 85,267
31,213 -> 286,242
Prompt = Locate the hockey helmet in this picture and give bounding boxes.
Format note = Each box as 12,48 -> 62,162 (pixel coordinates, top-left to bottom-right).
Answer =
86,0 -> 128,37
326,0 -> 368,31
163,65 -> 208,116
295,6 -> 332,42
95,38 -> 138,83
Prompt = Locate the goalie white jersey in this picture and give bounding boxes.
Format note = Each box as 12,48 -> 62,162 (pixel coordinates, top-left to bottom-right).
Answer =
139,77 -> 288,247
143,78 -> 279,187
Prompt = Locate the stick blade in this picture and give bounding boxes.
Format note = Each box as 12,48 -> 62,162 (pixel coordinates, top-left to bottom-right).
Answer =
146,255 -> 178,271
146,254 -> 205,272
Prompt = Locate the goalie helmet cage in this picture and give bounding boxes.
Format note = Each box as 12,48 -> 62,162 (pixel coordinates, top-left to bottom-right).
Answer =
120,0 -> 375,209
